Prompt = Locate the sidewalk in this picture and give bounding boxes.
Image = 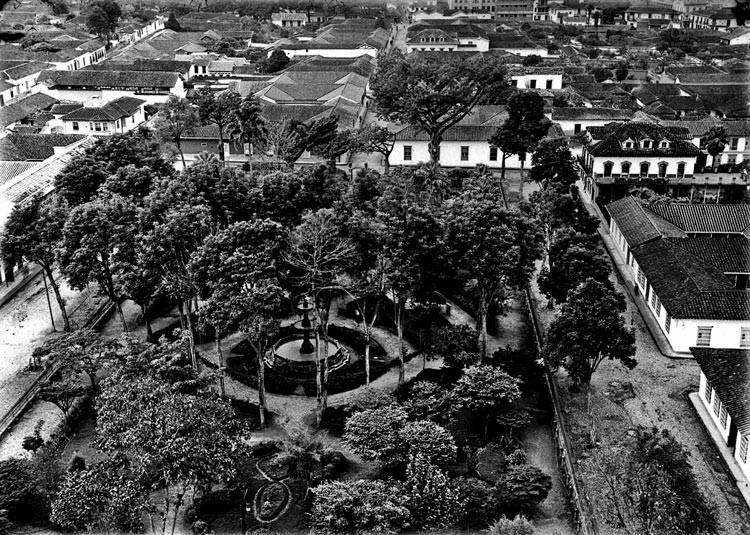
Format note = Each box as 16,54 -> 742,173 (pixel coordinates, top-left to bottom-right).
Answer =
689,392 -> 750,509
0,265 -> 42,310
576,181 -> 689,360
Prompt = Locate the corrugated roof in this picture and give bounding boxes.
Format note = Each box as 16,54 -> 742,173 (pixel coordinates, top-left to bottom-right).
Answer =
691,348 -> 750,434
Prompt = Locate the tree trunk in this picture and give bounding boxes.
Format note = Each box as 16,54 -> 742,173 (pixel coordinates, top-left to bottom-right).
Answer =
178,140 -> 187,171
382,151 -> 391,174
478,298 -> 489,361
501,153 -> 507,183
315,329 -> 323,426
395,297 -> 405,386
115,300 -> 128,333
43,266 -> 70,332
256,339 -> 266,428
217,335 -> 225,398
518,153 -> 526,198
184,298 -> 197,370
141,302 -> 153,342
428,135 -> 441,171
321,329 -> 329,416
218,129 -> 225,162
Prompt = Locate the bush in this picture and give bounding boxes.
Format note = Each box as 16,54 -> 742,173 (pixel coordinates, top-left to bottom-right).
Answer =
454,476 -> 498,528
402,456 -> 464,530
495,464 -> 552,516
321,451 -> 348,480
0,459 -> 46,523
488,515 -> 535,535
255,482 -> 288,521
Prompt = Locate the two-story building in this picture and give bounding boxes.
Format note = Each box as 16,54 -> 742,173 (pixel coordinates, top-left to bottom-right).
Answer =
580,121 -> 702,205
606,197 -> 750,354
660,119 -> 750,167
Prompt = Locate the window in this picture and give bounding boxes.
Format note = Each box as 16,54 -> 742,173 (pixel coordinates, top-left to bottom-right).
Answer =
704,381 -> 713,404
664,313 -> 671,333
603,161 -> 613,177
677,162 -> 686,177
650,291 -> 658,310
653,296 -> 661,316
741,327 -> 750,347
72,122 -> 79,131
200,143 -> 208,147
713,396 -> 721,418
720,405 -> 728,428
658,162 -> 667,178
102,123 -> 109,131
621,162 -> 631,175
460,146 -> 469,161
574,123 -> 581,134
659,140 -> 670,149
623,140 -> 634,149
490,146 -> 498,161
728,155 -> 737,165
740,436 -> 749,464
640,162 -> 649,176
546,79 -> 553,89
731,137 -> 738,150
529,80 -> 537,88
642,139 -> 653,149
404,145 -> 412,161
696,326 -> 712,347
637,267 -> 646,288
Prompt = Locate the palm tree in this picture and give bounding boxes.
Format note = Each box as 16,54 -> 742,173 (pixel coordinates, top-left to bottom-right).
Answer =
271,424 -> 331,499
227,95 -> 266,174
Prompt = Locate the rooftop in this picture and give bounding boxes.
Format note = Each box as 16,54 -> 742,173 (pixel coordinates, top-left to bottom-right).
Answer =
691,348 -> 750,434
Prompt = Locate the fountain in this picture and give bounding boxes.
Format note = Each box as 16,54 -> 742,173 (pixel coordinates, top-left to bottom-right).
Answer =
266,296 -> 350,371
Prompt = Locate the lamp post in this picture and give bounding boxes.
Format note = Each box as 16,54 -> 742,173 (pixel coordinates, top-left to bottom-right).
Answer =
240,487 -> 252,535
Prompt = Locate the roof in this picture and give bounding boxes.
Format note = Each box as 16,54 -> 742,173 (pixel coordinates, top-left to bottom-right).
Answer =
38,69 -> 180,89
667,238 -> 750,274
648,203 -> 750,235
1,61 -> 53,80
552,107 -> 634,121
691,348 -> 750,434
676,73 -> 748,85
0,161 -> 38,187
272,12 -> 307,21
660,119 -> 750,137
87,59 -> 192,74
0,134 -> 85,161
606,196 -> 663,247
50,102 -> 84,115
61,96 -> 145,122
588,122 -> 700,157
0,92 -> 58,128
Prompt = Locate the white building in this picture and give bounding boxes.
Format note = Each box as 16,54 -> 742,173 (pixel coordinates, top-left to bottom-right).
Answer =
607,197 -> 750,354
551,107 -> 634,135
271,12 -> 308,27
58,96 -> 146,135
691,347 -> 750,481
660,119 -> 750,167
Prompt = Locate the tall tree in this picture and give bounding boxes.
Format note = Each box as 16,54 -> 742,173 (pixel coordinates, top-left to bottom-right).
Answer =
85,0 -> 121,42
285,209 -> 355,425
190,219 -> 288,427
544,278 -> 636,386
195,88 -> 242,163
491,92 -> 551,197
704,124 -> 728,170
527,137 -> 579,192
227,95 -> 266,171
349,124 -> 397,173
153,96 -> 199,170
1,196 -> 71,331
451,364 -> 521,438
446,192 -> 544,357
59,196 -> 135,332
372,51 -> 507,169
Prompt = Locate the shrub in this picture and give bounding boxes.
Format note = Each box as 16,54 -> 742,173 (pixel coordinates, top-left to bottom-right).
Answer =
320,451 -> 348,480
402,456 -> 464,530
0,459 -> 45,523
454,476 -> 498,528
488,515 -> 535,535
495,464 -> 552,515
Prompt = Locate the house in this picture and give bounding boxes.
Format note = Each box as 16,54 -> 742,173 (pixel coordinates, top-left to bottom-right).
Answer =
35,69 -> 186,105
722,27 -> 750,45
579,122 -> 704,205
0,61 -> 54,106
690,347 -> 750,482
271,12 -> 307,27
389,105 -> 563,168
0,133 -> 85,162
606,196 -> 750,354
552,107 -> 634,135
58,96 -> 146,135
624,4 -> 681,29
0,92 -> 58,131
510,67 -> 563,90
488,32 -> 550,56
273,19 -> 390,59
548,0 -> 588,24
660,119 -> 750,167
405,20 -> 491,53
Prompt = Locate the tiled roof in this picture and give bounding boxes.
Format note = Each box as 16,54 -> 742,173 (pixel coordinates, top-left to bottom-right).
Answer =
606,196 -> 662,247
677,73 -> 748,85
552,107 -> 634,121
61,96 -> 145,121
1,61 -> 53,80
0,161 -> 37,187
648,203 -> 750,235
0,92 -> 58,128
691,348 -> 750,434
588,122 -> 700,156
87,59 -> 192,74
38,69 -> 180,88
50,102 -> 84,115
0,80 -> 12,92
667,238 -> 750,274
660,119 -> 750,137
0,133 -> 85,161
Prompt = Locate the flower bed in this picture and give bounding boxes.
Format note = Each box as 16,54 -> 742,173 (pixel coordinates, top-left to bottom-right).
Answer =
255,482 -> 289,521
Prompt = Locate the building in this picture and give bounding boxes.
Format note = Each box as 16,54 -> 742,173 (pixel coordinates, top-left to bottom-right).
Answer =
722,27 -> 750,45
625,4 -> 681,29
606,197 -> 750,354
273,19 -> 390,59
0,133 -> 84,161
271,12 -> 308,27
0,92 -> 59,132
58,96 -> 146,135
691,347 -> 750,481
35,69 -> 186,106
551,107 -> 634,135
405,20 -> 490,52
0,61 -> 54,106
660,119 -> 750,167
579,122 -> 703,205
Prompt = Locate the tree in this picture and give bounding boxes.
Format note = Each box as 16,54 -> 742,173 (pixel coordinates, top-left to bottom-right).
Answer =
521,54 -> 542,67
0,458 -> 43,524
286,209 -> 355,425
85,0 -> 121,42
454,476 -> 498,528
446,195 -> 544,357
527,137 -> 578,192
488,516 -> 535,535
490,91 -> 551,195
195,88 -> 242,163
190,218 -> 288,426
544,279 -> 636,386
227,95 -> 266,171
451,364 -> 522,437
153,96 -> 199,170
615,62 -> 629,81
704,124 -> 728,170
349,124 -> 396,173
402,380 -> 453,422
372,51 -> 507,169
259,49 -> 290,73
402,456 -> 464,530
598,427 -> 718,535
60,196 -> 135,332
343,404 -> 407,464
32,329 -> 113,391
425,324 -> 480,370
311,480 -> 411,535
495,464 -> 552,516
401,420 -> 457,467
164,12 -> 181,31
38,368 -> 86,425
1,196 -> 70,331
591,67 -> 612,83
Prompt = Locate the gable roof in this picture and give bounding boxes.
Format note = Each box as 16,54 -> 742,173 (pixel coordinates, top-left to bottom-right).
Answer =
691,348 -> 750,434
38,69 -> 180,89
667,238 -> 750,274
61,96 -> 145,122
588,122 -> 699,157
552,107 -> 634,121
0,92 -> 58,128
0,133 -> 85,161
